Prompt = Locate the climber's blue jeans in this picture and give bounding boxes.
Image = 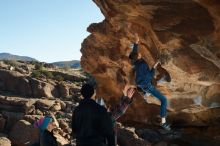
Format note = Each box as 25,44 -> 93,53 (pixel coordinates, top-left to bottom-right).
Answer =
138,83 -> 167,117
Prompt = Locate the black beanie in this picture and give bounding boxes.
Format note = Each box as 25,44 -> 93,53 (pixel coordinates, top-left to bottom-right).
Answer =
81,84 -> 94,99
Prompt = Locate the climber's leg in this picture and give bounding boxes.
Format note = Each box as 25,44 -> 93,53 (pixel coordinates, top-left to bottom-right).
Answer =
137,85 -> 151,101
147,84 -> 167,118
147,84 -> 171,130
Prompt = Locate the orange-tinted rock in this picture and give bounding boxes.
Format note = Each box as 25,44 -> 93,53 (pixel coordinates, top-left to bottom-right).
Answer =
29,78 -> 59,98
57,83 -> 70,98
0,70 -> 32,96
169,105 -> 220,126
81,0 -> 220,124
117,124 -> 151,146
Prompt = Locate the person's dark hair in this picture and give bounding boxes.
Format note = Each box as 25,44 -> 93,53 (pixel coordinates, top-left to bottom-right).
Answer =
87,75 -> 97,89
80,84 -> 95,99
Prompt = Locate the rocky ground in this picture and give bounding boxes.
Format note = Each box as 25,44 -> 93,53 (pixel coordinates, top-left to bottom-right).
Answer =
0,60 -> 220,146
1,1 -> 220,146
0,60 -> 84,146
1,0 -> 220,145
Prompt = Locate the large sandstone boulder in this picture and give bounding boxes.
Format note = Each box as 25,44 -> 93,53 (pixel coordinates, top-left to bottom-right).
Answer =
2,112 -> 24,131
34,99 -> 63,112
119,93 -> 161,125
50,101 -> 62,111
117,124 -> 151,146
0,70 -> 32,96
0,69 -> 60,98
203,84 -> 220,107
35,99 -> 55,110
119,122 -> 220,146
81,0 -> 220,125
169,105 -> 220,126
57,82 -> 69,97
29,78 -> 59,98
59,100 -> 67,111
0,95 -> 36,114
9,120 -> 40,146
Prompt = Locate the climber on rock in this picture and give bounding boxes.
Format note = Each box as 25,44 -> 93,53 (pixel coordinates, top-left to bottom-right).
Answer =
128,33 -> 171,131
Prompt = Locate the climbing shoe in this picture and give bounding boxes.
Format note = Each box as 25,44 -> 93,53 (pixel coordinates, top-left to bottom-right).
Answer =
161,123 -> 171,131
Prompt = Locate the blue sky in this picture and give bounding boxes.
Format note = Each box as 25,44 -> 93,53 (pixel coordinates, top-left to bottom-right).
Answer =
0,0 -> 104,63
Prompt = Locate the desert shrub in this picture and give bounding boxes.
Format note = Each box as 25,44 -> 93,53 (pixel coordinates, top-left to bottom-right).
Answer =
54,75 -> 64,82
29,61 -> 38,65
3,60 -> 17,67
31,70 -> 41,78
41,70 -> 54,79
63,66 -> 70,71
31,70 -> 54,79
34,63 -> 43,70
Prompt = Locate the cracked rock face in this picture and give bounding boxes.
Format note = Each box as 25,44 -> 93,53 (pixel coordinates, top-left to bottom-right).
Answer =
81,0 -> 220,124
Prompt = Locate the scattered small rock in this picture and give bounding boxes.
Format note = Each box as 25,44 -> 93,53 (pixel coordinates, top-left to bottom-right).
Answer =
0,135 -> 11,146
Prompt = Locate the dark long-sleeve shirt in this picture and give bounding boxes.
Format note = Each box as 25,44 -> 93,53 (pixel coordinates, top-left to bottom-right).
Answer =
72,98 -> 115,146
40,130 -> 58,146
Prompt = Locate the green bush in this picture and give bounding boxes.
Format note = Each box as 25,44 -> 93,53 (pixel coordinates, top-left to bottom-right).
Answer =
3,60 -> 17,67
41,70 -> 54,79
29,61 -> 38,65
35,63 -> 43,70
31,70 -> 41,78
31,70 -> 54,79
63,66 -> 70,71
54,75 -> 64,82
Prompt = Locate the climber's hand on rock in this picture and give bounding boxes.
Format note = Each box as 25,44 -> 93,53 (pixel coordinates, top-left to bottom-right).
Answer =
123,85 -> 135,98
134,33 -> 139,43
127,88 -> 135,99
122,85 -> 130,96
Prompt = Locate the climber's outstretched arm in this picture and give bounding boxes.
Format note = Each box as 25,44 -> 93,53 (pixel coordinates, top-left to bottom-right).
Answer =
150,60 -> 160,77
111,85 -> 135,121
129,34 -> 139,63
133,33 -> 139,52
134,33 -> 139,44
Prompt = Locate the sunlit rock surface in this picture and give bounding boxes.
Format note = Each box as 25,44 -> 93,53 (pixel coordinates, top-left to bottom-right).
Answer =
81,0 -> 220,124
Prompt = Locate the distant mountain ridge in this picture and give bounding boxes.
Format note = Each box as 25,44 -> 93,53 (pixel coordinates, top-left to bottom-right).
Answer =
0,53 -> 80,68
0,53 -> 38,62
52,60 -> 80,69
